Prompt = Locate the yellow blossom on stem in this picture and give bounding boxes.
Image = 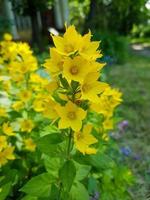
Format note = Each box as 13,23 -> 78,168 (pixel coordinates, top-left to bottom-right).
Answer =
63,56 -> 91,83
74,124 -> 98,155
2,146 -> 15,160
18,90 -> 32,102
103,118 -> 114,130
0,107 -> 7,117
81,72 -> 108,102
79,31 -> 102,60
20,119 -> 34,133
51,25 -> 81,56
0,136 -> 7,151
44,48 -> 64,76
3,33 -> 12,41
24,138 -> 36,151
2,122 -> 15,136
12,101 -> 24,111
55,101 -> 86,131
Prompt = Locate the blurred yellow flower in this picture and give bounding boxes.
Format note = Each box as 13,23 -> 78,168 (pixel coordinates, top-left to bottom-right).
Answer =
18,90 -> 32,102
12,101 -> 24,111
2,146 -> 15,160
20,119 -> 34,133
0,136 -> 7,151
44,48 -> 64,76
2,122 -> 15,136
24,138 -> 36,151
0,107 -> 7,117
3,33 -> 12,41
103,118 -> 114,130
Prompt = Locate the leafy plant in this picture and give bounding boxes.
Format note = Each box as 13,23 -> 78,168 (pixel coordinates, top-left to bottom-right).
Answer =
0,27 -> 134,199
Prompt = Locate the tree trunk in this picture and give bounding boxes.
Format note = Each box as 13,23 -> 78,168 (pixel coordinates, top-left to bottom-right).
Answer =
27,0 -> 42,50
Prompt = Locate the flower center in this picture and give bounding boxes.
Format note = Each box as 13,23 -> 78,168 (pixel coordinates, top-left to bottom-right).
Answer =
57,61 -> 64,70
76,132 -> 84,140
67,111 -> 76,120
65,45 -> 74,53
82,84 -> 90,92
70,66 -> 78,75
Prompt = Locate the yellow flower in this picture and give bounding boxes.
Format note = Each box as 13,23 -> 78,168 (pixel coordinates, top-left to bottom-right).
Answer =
55,101 -> 86,131
52,25 -> 81,55
0,146 -> 15,166
12,101 -> 24,111
2,122 -> 15,136
103,87 -> 122,108
103,118 -> 114,130
0,136 -> 7,151
81,72 -> 108,102
24,138 -> 36,151
42,100 -> 58,119
2,80 -> 11,92
20,119 -> 34,133
2,146 -> 15,160
63,56 -> 91,83
18,90 -> 32,102
44,48 -> 64,76
79,31 -> 102,60
33,98 -> 46,112
0,151 -> 7,166
91,87 -> 122,118
10,72 -> 24,83
74,124 -> 98,154
3,33 -> 12,41
91,96 -> 113,118
44,81 -> 58,93
0,107 -> 7,117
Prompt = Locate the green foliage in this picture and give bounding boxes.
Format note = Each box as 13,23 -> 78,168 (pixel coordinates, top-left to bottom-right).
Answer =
131,24 -> 150,38
84,0 -> 149,35
68,0 -> 90,31
0,16 -> 11,39
59,160 -> 76,192
107,54 -> 150,200
93,31 -> 129,63
20,173 -> 54,197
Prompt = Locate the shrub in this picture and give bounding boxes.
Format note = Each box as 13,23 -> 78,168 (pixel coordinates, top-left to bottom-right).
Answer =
93,31 -> 130,64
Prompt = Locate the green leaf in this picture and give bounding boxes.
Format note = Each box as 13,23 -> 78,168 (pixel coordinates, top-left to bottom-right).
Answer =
20,173 -> 55,197
44,156 -> 61,178
21,195 -> 38,200
0,182 -> 12,200
37,133 -> 64,156
75,162 -> 91,181
70,182 -> 89,200
59,160 -> 76,192
59,74 -> 69,89
49,184 -> 59,200
40,125 -> 60,137
88,177 -> 98,194
38,133 -> 63,145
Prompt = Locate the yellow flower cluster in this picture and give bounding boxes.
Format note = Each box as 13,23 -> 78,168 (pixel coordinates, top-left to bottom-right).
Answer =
0,28 -> 122,165
0,34 -> 39,166
43,25 -> 122,154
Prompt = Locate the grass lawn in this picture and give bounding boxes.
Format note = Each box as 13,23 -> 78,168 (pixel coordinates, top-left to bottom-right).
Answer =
107,53 -> 150,199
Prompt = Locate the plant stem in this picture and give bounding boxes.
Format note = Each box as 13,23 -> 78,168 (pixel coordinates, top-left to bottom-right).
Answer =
67,129 -> 72,159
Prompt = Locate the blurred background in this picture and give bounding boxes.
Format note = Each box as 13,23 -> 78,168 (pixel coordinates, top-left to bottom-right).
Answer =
0,0 -> 150,199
